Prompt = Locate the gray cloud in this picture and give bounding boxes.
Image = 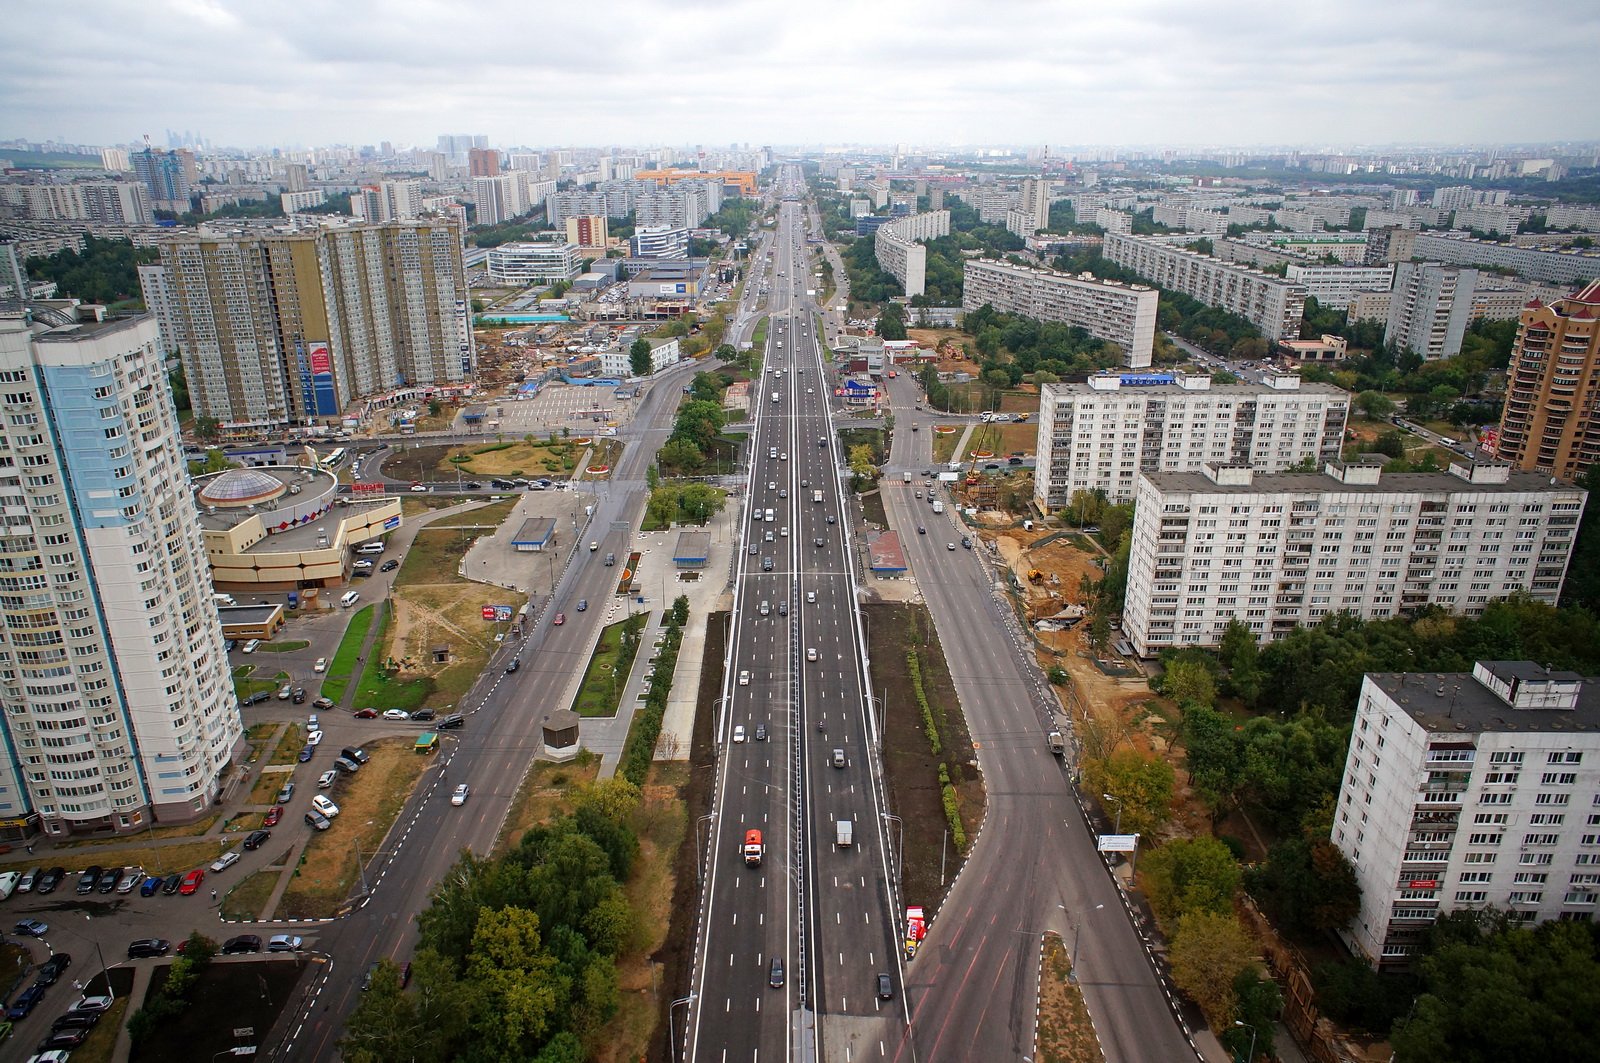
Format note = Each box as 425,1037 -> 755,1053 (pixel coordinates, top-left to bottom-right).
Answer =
2,0 -> 1597,149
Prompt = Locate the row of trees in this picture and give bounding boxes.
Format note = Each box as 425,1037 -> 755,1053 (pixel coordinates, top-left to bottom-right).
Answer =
657,393 -> 726,474
962,303 -> 1126,381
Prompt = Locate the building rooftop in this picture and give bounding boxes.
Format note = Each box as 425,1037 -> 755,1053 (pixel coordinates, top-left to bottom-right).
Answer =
511,517 -> 555,545
1046,375 -> 1347,397
674,531 -> 711,561
1370,666 -> 1599,735
1142,466 -> 1571,496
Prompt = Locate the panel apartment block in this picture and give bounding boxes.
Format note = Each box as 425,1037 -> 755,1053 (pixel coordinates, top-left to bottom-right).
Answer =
1496,281 -> 1600,482
1123,460 -> 1586,657
0,314 -> 243,835
1284,264 -> 1395,310
1410,233 -> 1600,286
1333,663 -> 1600,969
1386,262 -> 1478,360
962,259 -> 1157,368
1033,372 -> 1348,511
873,210 -> 950,299
142,218 -> 472,433
1103,232 -> 1306,341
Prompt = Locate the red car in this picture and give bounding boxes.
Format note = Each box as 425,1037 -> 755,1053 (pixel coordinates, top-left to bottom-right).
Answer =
263,806 -> 283,827
178,868 -> 205,895
553,613 -> 566,626
354,708 -> 378,719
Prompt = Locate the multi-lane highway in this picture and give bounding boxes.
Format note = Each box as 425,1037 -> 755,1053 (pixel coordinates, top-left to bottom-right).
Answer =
686,171 -> 906,1062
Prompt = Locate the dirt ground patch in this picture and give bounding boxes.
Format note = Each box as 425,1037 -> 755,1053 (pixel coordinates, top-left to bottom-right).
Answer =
908,327 -> 965,350
867,602 -> 983,919
964,421 -> 1037,457
131,959 -> 304,1063
382,440 -> 581,480
496,756 -> 601,853
0,836 -> 230,878
277,737 -> 430,918
1035,932 -> 1106,1063
648,608 -> 724,1063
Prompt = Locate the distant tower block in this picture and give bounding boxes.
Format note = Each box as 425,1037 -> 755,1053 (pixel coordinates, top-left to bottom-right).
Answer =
543,709 -> 581,762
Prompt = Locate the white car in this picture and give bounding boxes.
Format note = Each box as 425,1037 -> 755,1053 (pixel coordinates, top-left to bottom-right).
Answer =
311,795 -> 339,818
738,670 -> 750,686
381,709 -> 409,721
313,657 -> 327,673
306,729 -> 323,746
209,851 -> 241,872
732,725 -> 747,743
451,784 -> 470,806
276,685 -> 292,700
241,639 -> 261,654
806,647 -> 819,662
410,483 -> 428,492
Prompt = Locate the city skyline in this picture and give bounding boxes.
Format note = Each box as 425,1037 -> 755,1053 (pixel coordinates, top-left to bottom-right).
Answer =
4,0 -> 1599,150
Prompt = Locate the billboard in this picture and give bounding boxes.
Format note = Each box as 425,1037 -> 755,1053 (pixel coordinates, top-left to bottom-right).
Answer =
1097,833 -> 1139,853
483,605 -> 514,622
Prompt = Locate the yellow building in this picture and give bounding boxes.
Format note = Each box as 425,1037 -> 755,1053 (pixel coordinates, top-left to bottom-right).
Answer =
634,169 -> 757,196
195,467 -> 402,593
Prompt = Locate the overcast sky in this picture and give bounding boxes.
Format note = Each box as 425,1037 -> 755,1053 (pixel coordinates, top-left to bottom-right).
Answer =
4,0 -> 1598,152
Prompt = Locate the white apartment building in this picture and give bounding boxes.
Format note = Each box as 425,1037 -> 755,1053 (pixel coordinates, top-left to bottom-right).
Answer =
0,312 -> 243,835
1095,208 -> 1132,234
0,181 -> 154,226
631,225 -> 690,259
1387,262 -> 1479,360
1285,263 -> 1395,309
873,210 -> 950,299
1410,233 -> 1600,286
486,241 -> 581,286
1333,662 -> 1600,970
1103,233 -> 1307,342
280,189 -> 327,214
473,174 -> 528,227
962,259 -> 1157,368
599,336 -> 681,378
1123,459 -> 1586,657
1034,372 -> 1348,510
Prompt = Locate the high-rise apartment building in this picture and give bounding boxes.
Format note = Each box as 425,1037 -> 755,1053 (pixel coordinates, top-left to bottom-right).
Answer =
1333,662 -> 1600,970
473,174 -> 528,227
140,219 -> 473,432
1387,262 -> 1479,360
1018,178 -> 1053,232
962,259 -> 1157,368
282,162 -> 309,193
468,148 -> 500,178
99,147 -> 131,172
566,215 -> 607,249
0,181 -> 154,226
873,210 -> 950,299
0,311 -> 243,835
132,148 -> 192,213
1034,372 -> 1348,510
1123,459 -> 1586,657
1103,233 -> 1307,342
1495,281 -> 1600,481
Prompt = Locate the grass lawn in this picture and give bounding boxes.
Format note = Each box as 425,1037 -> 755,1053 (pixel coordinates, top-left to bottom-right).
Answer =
964,422 -> 1035,458
571,614 -> 648,717
427,497 -> 520,528
931,426 -> 963,463
53,812 -> 221,850
0,837 -> 230,878
56,969 -> 133,1063
267,722 -> 306,766
248,767 -> 295,805
384,439 -> 582,480
751,316 -> 769,352
130,960 -> 302,1063
578,437 -> 624,478
221,867 -> 283,920
254,639 -> 310,653
318,604 -> 377,703
495,755 -> 601,854
345,605 -> 433,713
232,664 -> 278,701
278,738 -> 431,918
1034,932 -> 1106,1063
394,529 -> 477,590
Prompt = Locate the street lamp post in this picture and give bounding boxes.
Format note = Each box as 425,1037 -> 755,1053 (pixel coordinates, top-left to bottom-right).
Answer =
1102,792 -> 1123,835
668,993 -> 697,1063
1064,902 -> 1104,983
1234,1020 -> 1257,1063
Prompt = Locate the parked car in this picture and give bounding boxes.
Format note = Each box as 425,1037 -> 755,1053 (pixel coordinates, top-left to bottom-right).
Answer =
318,769 -> 339,789
297,745 -> 314,763
276,782 -> 296,803
51,1011 -> 100,1031
178,868 -> 205,895
313,696 -> 335,710
311,795 -> 339,819
209,851 -> 241,873
139,876 -> 163,897
116,866 -> 142,894
39,1028 -> 90,1051
306,729 -> 323,746
75,866 -> 103,894
34,953 -> 70,984
354,708 -> 378,719
127,939 -> 171,958
267,934 -> 303,952
292,688 -> 307,704
221,935 -> 262,955
97,867 -> 124,894
305,810 -> 331,831
412,709 -> 436,722
161,872 -> 183,895
72,995 -> 114,1013
241,639 -> 261,653
6,984 -> 45,1019
263,805 -> 283,827
13,919 -> 49,937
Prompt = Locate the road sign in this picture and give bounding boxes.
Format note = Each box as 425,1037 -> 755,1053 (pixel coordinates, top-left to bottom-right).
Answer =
1097,833 -> 1139,853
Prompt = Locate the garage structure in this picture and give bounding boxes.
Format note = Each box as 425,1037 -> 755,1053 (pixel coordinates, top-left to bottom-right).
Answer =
511,517 -> 557,552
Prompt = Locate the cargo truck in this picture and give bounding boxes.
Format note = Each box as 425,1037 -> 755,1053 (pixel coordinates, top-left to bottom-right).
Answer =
835,819 -> 853,848
743,828 -> 765,866
932,499 -> 945,513
812,490 -> 824,503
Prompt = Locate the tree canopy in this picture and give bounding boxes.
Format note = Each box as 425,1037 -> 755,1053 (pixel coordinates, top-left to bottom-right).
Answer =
25,235 -> 158,304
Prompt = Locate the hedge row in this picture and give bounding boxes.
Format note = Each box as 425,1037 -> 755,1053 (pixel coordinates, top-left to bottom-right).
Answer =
619,595 -> 690,785
938,764 -> 967,851
906,650 -> 942,757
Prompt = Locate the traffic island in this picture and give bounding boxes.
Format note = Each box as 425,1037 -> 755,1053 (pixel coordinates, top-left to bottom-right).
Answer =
1034,932 -> 1106,1063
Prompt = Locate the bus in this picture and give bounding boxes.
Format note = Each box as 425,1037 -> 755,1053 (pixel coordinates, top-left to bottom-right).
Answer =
318,447 -> 348,470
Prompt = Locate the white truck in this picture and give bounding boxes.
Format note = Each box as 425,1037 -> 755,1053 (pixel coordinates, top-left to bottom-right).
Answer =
835,819 -> 853,848
932,499 -> 946,514
771,391 -> 780,403
812,490 -> 824,503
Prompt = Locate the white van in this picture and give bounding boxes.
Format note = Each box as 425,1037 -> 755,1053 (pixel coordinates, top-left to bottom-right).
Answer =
213,592 -> 236,607
764,508 -> 774,522
340,591 -> 361,608
355,542 -> 385,555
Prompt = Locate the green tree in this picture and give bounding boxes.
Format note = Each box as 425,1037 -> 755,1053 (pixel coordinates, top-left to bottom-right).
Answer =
690,371 -> 724,404
193,416 -> 221,442
1561,463 -> 1600,612
340,958 -> 433,1063
1230,968 -> 1283,1062
1181,704 -> 1245,815
876,303 -> 908,341
464,906 -> 566,1060
1169,911 -> 1258,1030
658,438 -> 704,473
629,338 -> 653,377
1140,835 -> 1242,926
1245,836 -> 1361,939
1357,390 -> 1396,419
1217,617 -> 1263,706
1089,748 -> 1174,838
1161,656 -> 1217,708
188,448 -> 239,475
